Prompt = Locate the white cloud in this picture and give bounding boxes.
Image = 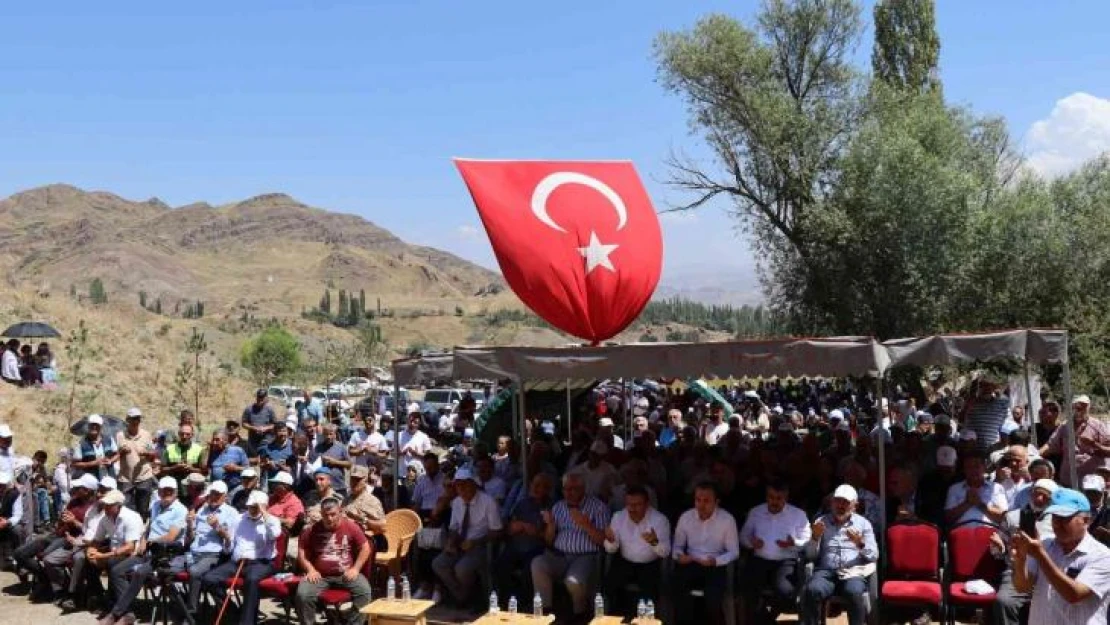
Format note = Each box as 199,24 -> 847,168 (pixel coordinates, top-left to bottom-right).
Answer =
1027,92 -> 1110,178
456,224 -> 482,240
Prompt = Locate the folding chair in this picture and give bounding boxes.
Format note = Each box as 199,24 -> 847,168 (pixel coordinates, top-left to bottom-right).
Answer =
880,521 -> 943,623
944,521 -> 1004,625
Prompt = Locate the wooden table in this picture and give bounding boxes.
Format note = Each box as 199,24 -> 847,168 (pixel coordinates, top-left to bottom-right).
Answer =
470,613 -> 556,625
361,599 -> 436,625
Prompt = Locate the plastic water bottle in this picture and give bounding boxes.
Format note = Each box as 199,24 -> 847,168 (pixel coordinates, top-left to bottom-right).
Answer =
489,591 -> 500,613
594,593 -> 605,618
637,599 -> 647,619
646,600 -> 655,620
533,592 -> 543,616
508,596 -> 518,613
386,577 -> 396,600
401,575 -> 411,601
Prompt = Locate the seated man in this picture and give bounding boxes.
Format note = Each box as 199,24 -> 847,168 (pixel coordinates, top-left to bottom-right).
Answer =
303,467 -> 344,524
672,481 -> 740,625
202,491 -> 282,625
294,495 -> 373,625
54,476 -> 113,610
801,485 -> 878,625
493,473 -> 553,606
267,471 -> 306,537
14,474 -> 98,600
602,485 -> 671,619
174,480 -> 239,613
100,476 -> 187,625
0,470 -> 25,554
945,452 -> 1008,527
83,489 -> 144,623
432,467 -> 502,608
740,480 -> 811,624
228,467 -> 260,512
343,465 -> 387,551
531,472 -> 610,620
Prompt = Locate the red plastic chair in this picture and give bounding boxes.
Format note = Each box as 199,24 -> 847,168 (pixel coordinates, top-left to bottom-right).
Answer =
880,522 -> 944,613
945,523 -> 1004,625
316,543 -> 378,624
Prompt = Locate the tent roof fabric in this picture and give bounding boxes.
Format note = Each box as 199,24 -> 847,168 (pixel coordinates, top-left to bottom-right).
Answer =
392,329 -> 1068,384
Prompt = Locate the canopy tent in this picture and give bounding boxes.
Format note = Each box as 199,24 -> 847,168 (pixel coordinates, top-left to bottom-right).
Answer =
883,329 -> 1068,368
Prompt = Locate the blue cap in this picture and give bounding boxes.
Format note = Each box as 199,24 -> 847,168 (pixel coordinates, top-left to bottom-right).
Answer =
1044,487 -> 1091,517
313,466 -> 332,477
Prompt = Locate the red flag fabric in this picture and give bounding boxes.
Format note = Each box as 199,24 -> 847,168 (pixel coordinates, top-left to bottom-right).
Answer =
455,159 -> 663,344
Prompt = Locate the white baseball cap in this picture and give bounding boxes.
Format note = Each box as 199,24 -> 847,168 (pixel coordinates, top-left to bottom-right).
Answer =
185,473 -> 206,484
126,407 -> 143,418
828,409 -> 844,422
0,424 -> 12,438
1033,479 -> 1059,495
246,490 -> 268,507
241,467 -> 258,478
1074,394 -> 1092,406
406,402 -> 421,414
832,484 -> 858,502
99,476 -> 118,490
463,428 -> 475,438
1082,474 -> 1106,493
157,476 -> 178,490
87,414 -> 104,426
598,417 -> 615,428
269,471 -> 294,486
101,489 -> 126,506
206,480 -> 228,495
74,474 -> 100,491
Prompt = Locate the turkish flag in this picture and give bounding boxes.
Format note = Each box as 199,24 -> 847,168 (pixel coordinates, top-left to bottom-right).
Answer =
455,159 -> 663,344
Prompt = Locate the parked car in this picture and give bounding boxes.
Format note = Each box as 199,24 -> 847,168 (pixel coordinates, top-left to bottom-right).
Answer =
311,388 -> 344,404
336,377 -> 374,396
268,385 -> 303,405
422,388 -> 475,413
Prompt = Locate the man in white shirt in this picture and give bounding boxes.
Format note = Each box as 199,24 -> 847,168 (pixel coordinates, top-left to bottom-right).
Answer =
85,489 -> 144,620
432,468 -> 502,607
740,480 -> 812,624
703,403 -> 729,446
602,485 -> 671,619
348,416 -> 388,469
0,471 -> 24,554
672,482 -> 740,625
945,453 -> 1008,527
1013,487 -> 1110,625
1,340 -> 21,385
398,412 -> 432,472
202,490 -> 282,625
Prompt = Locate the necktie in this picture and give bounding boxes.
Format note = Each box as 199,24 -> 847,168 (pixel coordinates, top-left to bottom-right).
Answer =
460,502 -> 471,541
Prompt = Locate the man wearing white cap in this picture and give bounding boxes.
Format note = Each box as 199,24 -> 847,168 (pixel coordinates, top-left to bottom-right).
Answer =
116,407 -> 157,521
398,410 -> 432,472
14,473 -> 97,599
101,476 -> 188,625
0,424 -> 17,478
55,476 -> 117,609
597,416 -> 624,451
85,489 -> 143,623
800,484 -> 878,625
72,414 -> 120,480
202,490 -> 282,625
432,467 -> 502,607
945,452 -> 1008,527
1040,394 -> 1110,488
992,478 -> 1058,625
229,467 -> 261,513
1082,474 -> 1110,546
176,480 -> 238,612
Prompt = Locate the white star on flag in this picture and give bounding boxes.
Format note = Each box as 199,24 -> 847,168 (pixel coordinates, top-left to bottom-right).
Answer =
578,230 -> 619,274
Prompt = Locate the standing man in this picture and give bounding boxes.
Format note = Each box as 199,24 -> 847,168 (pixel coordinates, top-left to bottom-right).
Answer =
398,410 -> 432,473
242,389 -> 277,449
204,430 -> 248,492
202,491 -> 282,625
672,482 -> 740,625
72,415 -> 119,479
1013,487 -> 1110,625
800,485 -> 878,625
531,472 -> 610,620
960,377 -> 1011,453
258,421 -> 294,482
116,408 -> 157,519
160,424 -> 205,485
740,480 -> 812,625
602,485 -> 671,620
311,424 -> 352,496
294,495 -> 373,625
1040,394 -> 1110,488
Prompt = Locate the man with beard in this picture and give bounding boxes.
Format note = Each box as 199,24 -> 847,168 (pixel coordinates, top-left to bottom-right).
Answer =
176,480 -> 239,613
14,474 -> 98,600
294,495 -> 373,625
241,389 -> 277,449
800,485 -> 877,625
343,465 -> 386,551
202,491 -> 282,625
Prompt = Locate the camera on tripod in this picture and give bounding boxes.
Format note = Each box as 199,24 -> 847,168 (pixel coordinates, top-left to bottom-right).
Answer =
148,542 -> 186,570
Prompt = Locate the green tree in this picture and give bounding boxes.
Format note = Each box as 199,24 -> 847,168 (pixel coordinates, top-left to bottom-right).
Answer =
320,290 -> 332,315
139,290 -> 147,308
872,0 -> 941,95
65,320 -> 102,426
655,0 -> 864,268
240,326 -> 302,386
89,278 -> 107,304
359,289 -> 367,315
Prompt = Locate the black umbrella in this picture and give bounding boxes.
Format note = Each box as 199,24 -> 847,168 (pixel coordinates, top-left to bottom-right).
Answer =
69,414 -> 125,438
2,321 -> 61,339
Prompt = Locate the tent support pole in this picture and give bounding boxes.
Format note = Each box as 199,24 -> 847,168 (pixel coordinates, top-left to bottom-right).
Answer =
566,378 -> 572,444
1062,337 -> 1078,488
518,379 -> 528,487
876,374 -> 887,625
1023,362 -> 1037,447
392,381 -> 400,510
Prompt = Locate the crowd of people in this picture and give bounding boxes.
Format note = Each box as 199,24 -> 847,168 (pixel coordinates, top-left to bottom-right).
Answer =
0,376 -> 1107,625
0,339 -> 56,387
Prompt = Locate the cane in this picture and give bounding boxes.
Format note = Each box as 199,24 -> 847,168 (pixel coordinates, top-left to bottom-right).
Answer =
214,558 -> 247,625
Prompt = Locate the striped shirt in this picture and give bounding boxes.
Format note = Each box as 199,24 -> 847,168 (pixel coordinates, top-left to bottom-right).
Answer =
411,472 -> 445,512
965,396 -> 1009,451
1026,533 -> 1110,625
551,496 -> 610,555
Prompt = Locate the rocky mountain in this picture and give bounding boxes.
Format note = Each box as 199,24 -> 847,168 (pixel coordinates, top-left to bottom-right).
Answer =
0,184 -> 503,312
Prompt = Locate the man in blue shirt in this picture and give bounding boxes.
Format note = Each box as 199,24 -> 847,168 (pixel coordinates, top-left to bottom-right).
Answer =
205,431 -> 248,491
258,422 -> 294,482
174,480 -> 239,613
103,476 -> 188,625
801,484 -> 878,625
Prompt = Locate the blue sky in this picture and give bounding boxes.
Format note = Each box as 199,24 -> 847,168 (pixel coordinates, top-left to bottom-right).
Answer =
2,1 -> 1108,299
